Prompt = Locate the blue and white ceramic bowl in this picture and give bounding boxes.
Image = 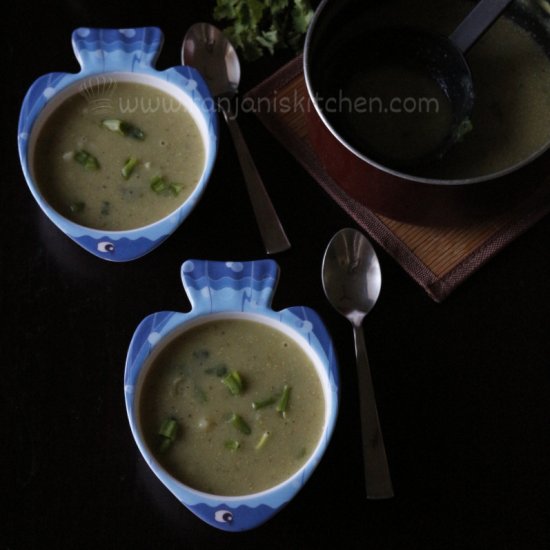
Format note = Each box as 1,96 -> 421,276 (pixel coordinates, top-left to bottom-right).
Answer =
18,27 -> 218,261
124,259 -> 339,531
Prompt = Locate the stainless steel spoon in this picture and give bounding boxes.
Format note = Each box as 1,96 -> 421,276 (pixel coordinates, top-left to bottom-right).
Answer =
322,228 -> 393,499
182,23 -> 291,255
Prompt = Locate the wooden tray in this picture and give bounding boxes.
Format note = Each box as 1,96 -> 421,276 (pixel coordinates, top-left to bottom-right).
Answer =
245,56 -> 550,301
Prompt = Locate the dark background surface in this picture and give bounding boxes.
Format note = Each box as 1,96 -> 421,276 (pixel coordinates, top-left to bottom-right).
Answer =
3,1 -> 550,549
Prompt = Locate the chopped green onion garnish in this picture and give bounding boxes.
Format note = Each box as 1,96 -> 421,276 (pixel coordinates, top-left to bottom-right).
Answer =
121,157 -> 139,179
276,385 -> 291,416
159,418 -> 178,439
101,119 -> 145,140
222,371 -> 243,395
100,201 -> 110,216
255,431 -> 270,450
150,175 -> 168,193
73,150 -> 99,171
158,418 -> 178,453
69,201 -> 85,213
225,439 -> 241,451
252,396 -> 277,410
228,413 -> 251,435
455,118 -> 474,143
169,183 -> 183,196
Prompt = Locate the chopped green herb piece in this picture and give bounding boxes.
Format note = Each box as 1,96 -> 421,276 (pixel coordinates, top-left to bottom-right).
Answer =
213,0 -> 314,61
205,364 -> 228,377
222,370 -> 243,395
150,175 -> 168,193
276,385 -> 291,416
69,201 -> 85,214
169,183 -> 183,196
150,176 -> 184,197
228,413 -> 251,435
252,396 -> 277,410
100,201 -> 110,216
121,157 -> 139,179
454,118 -> 474,142
73,150 -> 99,171
225,439 -> 241,451
102,119 -> 145,140
158,417 -> 178,453
255,431 -> 270,450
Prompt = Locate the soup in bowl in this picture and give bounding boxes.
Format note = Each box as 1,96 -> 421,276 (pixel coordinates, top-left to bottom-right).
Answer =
124,259 -> 339,531
18,27 -> 218,261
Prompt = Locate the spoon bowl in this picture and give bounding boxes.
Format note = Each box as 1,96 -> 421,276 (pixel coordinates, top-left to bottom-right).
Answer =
182,23 -> 290,254
322,228 -> 393,499
182,23 -> 240,99
322,228 -> 381,323
312,0 -> 513,170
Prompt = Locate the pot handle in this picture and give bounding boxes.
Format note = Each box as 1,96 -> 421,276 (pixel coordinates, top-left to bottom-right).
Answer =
181,260 -> 280,314
72,27 -> 164,73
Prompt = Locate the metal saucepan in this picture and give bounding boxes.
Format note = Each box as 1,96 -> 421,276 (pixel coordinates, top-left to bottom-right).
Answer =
304,0 -> 550,224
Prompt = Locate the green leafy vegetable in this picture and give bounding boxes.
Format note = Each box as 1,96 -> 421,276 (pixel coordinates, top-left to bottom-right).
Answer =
228,412 -> 252,435
73,150 -> 99,171
158,418 -> 179,453
213,0 -> 315,61
276,384 -> 291,416
251,395 -> 277,410
225,439 -> 241,451
121,157 -> 139,179
102,119 -> 145,140
150,176 -> 185,197
169,183 -> 183,196
222,370 -> 244,395
150,175 -> 168,194
454,118 -> 474,143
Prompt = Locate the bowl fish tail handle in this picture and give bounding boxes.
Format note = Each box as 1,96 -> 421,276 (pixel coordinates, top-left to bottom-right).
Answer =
72,27 -> 164,74
180,259 -> 280,315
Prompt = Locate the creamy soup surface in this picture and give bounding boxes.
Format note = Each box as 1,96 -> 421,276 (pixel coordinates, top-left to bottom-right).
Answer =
139,319 -> 326,496
33,81 -> 205,230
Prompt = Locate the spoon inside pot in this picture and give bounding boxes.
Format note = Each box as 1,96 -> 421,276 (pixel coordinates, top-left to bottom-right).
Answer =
182,23 -> 291,255
340,0 -> 513,168
322,228 -> 393,499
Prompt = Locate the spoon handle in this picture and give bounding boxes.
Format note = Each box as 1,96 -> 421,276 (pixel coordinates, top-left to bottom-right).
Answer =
449,0 -> 513,53
221,106 -> 291,255
353,323 -> 394,499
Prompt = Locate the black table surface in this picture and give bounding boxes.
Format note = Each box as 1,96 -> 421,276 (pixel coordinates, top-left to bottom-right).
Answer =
4,1 -> 550,549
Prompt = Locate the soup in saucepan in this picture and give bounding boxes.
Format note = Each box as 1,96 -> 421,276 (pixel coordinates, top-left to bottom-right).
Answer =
33,81 -> 205,230
320,0 -> 550,178
139,319 -> 326,496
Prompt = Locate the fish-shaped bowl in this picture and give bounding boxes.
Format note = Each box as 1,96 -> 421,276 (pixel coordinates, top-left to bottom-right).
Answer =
124,259 -> 339,531
18,27 -> 218,261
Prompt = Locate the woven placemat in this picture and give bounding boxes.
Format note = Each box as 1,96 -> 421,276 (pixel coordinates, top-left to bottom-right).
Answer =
245,56 -> 550,302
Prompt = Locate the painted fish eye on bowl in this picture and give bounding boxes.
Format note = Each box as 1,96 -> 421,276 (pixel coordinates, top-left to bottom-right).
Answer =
18,27 -> 218,261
